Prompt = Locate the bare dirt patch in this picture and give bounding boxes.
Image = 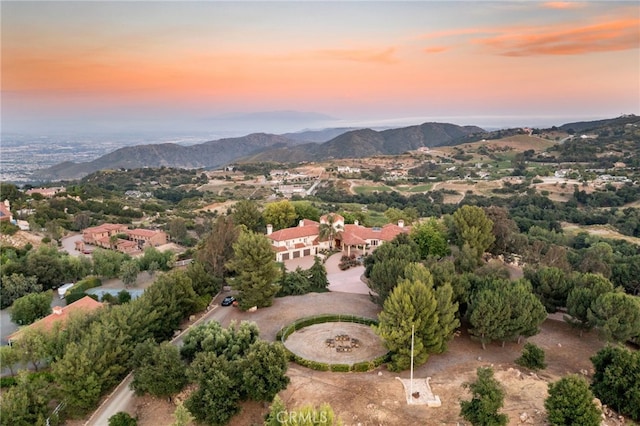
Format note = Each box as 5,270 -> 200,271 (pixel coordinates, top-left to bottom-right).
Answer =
131,292 -> 620,426
0,230 -> 43,249
284,322 -> 387,365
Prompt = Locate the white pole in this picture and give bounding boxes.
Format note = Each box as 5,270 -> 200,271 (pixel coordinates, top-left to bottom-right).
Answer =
410,324 -> 414,404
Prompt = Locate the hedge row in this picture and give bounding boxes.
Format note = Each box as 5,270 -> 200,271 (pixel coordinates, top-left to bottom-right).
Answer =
277,314 -> 390,373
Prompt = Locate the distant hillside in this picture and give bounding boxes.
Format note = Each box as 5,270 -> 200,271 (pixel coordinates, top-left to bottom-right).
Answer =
245,122 -> 485,162
559,114 -> 639,133
280,127 -> 360,143
31,133 -> 303,181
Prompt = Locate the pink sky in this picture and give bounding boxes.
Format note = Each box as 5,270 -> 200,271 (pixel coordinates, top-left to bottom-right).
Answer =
2,1 -> 639,133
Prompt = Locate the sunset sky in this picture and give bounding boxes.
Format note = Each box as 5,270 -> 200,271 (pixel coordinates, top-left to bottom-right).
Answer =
2,1 -> 639,134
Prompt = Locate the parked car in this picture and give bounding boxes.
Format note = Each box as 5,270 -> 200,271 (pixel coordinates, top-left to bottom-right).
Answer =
221,296 -> 236,306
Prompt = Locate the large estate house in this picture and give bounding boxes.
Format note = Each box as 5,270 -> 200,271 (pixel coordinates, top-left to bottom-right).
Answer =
75,223 -> 167,254
266,214 -> 410,262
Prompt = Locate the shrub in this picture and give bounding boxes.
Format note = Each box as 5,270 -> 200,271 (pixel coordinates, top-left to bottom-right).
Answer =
0,377 -> 17,388
352,362 -> 373,372
330,364 -> 350,372
515,343 -> 547,371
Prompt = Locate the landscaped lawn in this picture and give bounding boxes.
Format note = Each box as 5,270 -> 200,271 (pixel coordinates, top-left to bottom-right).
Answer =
404,183 -> 433,192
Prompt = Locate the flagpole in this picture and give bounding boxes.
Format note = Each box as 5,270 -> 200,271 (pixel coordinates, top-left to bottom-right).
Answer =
410,324 -> 414,403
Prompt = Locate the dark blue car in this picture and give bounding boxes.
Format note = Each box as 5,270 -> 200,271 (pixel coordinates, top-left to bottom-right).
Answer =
221,296 -> 236,306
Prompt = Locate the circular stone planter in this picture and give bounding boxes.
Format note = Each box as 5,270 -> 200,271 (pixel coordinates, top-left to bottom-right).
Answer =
278,315 -> 389,371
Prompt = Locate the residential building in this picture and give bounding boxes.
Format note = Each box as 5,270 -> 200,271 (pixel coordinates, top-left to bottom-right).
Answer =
7,296 -> 103,344
0,200 -> 13,222
26,187 -> 65,198
77,223 -> 167,254
266,213 -> 410,262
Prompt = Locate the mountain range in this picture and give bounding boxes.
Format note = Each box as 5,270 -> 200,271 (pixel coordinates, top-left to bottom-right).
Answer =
29,116 -> 636,181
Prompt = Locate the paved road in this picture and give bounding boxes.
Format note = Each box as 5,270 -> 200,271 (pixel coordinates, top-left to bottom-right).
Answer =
60,234 -> 84,257
85,296 -> 234,425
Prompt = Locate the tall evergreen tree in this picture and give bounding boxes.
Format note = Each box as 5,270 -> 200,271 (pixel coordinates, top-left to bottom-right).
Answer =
545,375 -> 601,426
564,273 -> 614,334
374,265 -> 440,371
587,292 -> 640,343
226,231 -> 281,310
452,205 -> 495,260
308,256 -> 329,291
591,346 -> 640,421
468,289 -> 510,350
460,367 -> 508,426
131,340 -> 187,398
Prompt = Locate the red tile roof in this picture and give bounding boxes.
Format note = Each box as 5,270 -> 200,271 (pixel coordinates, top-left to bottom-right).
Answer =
126,228 -> 163,238
8,296 -> 103,342
267,224 -> 320,242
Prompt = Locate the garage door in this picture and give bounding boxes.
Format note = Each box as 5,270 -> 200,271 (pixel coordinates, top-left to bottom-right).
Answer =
292,251 -> 300,258
282,253 -> 290,261
303,249 -> 311,256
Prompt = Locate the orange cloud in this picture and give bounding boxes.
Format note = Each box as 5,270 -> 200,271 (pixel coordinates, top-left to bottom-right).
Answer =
312,47 -> 397,64
542,2 -> 585,9
423,46 -> 449,54
475,18 -> 640,56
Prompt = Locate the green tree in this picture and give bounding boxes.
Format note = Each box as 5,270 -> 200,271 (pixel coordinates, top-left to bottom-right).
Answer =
0,345 -> 21,376
13,328 -> 50,372
171,402 -> 194,426
168,217 -> 188,242
515,342 -> 546,371
0,371 -> 52,426
263,200 -> 296,230
484,206 -> 519,256
11,291 -> 52,325
232,199 -> 264,232
180,320 -> 260,363
186,353 -> 242,426
0,273 -> 42,309
468,289 -> 510,350
587,292 -> 640,343
25,249 -> 65,290
138,246 -> 173,272
544,375 -> 601,426
468,279 -> 546,349
564,273 -> 614,334
579,242 -> 614,278
92,248 -> 130,278
292,200 -> 320,223
452,205 -> 495,261
308,256 -> 329,291
410,218 -> 449,259
197,215 -> 239,289
108,412 -> 138,426
459,367 -> 508,426
131,340 -> 187,398
241,341 -> 290,402
525,266 -> 571,313
226,231 -> 281,310
278,267 -> 311,296
591,346 -> 640,421
365,234 -> 421,305
374,267 -> 440,371
120,260 -> 140,287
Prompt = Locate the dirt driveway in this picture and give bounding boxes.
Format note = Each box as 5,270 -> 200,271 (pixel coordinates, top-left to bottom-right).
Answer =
130,292 -> 617,426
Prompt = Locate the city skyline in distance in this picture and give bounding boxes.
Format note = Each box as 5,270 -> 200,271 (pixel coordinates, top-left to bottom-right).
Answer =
2,1 -> 639,136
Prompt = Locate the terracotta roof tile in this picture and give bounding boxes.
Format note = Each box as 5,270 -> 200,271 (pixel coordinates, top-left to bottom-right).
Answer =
8,296 -> 103,342
267,224 -> 319,242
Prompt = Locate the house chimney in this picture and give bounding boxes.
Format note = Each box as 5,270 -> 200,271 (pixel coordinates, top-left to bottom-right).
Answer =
53,306 -> 63,315
299,220 -> 304,227
266,224 -> 273,235
354,220 -> 359,226
398,220 -> 404,228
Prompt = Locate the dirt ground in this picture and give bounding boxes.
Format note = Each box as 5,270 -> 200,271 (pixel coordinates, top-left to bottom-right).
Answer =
130,292 -> 627,426
284,322 -> 388,365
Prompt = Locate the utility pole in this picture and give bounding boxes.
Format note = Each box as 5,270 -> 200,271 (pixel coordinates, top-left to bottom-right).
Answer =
410,324 -> 414,403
